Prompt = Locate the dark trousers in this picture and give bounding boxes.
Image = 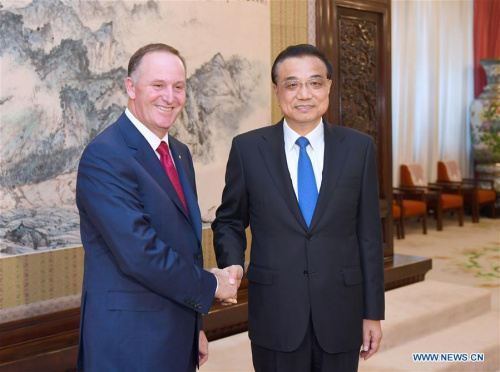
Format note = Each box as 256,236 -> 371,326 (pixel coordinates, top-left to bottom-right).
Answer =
251,318 -> 360,372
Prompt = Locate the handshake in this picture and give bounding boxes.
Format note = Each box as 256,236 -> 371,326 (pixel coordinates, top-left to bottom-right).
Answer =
210,265 -> 243,306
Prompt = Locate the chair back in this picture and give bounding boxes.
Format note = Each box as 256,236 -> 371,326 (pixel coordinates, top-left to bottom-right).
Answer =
400,163 -> 427,186
437,160 -> 462,182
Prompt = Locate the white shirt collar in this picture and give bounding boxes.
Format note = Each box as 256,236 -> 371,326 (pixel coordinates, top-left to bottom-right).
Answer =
125,108 -> 169,151
283,118 -> 324,151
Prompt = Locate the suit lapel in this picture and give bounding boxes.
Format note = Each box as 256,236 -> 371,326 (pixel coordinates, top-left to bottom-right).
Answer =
309,121 -> 348,230
169,139 -> 202,245
258,121 -> 307,230
118,115 -> 192,226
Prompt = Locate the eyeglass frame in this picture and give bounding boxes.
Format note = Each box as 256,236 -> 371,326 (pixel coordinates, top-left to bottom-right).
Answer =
277,77 -> 331,92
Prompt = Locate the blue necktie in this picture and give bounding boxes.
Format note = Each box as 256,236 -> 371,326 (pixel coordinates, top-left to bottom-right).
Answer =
296,137 -> 318,227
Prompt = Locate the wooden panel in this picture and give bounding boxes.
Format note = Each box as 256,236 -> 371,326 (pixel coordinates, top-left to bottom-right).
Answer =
204,281 -> 249,341
316,0 -> 393,256
0,347 -> 78,372
0,308 -> 80,348
384,254 -> 433,291
0,283 -> 249,371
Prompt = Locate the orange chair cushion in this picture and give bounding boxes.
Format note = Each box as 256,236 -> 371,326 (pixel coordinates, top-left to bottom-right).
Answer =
393,204 -> 401,218
441,194 -> 463,209
477,189 -> 496,203
402,200 -> 426,216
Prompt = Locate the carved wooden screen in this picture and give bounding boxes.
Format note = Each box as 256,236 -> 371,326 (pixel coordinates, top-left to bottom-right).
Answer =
316,0 -> 393,256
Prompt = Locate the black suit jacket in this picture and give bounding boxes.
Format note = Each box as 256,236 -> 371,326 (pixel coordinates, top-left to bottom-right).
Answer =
212,119 -> 385,353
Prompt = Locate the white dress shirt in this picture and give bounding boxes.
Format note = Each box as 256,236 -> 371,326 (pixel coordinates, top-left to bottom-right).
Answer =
283,119 -> 325,198
125,108 -> 173,162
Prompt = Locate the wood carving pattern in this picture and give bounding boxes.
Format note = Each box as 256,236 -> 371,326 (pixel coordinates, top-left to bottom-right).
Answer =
339,16 -> 378,146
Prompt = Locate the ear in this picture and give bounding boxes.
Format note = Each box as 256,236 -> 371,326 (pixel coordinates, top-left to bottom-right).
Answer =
125,77 -> 136,100
273,84 -> 279,99
326,79 -> 333,95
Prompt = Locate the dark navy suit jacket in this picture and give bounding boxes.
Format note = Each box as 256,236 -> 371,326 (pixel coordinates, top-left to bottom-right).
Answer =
213,120 -> 385,353
76,113 -> 216,371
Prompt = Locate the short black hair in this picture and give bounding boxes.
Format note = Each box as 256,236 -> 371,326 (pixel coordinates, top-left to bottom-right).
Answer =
271,44 -> 332,85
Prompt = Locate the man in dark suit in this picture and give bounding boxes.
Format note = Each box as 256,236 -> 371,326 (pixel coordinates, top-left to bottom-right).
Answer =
76,43 -> 237,372
212,44 -> 385,371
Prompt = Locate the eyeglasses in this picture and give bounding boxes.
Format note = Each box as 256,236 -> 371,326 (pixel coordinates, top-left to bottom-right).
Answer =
279,77 -> 330,92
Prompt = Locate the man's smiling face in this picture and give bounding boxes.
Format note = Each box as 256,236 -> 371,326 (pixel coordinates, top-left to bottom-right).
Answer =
273,55 -> 332,135
126,51 -> 186,138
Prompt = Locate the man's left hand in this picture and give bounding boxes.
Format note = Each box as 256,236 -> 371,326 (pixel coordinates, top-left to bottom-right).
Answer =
360,319 -> 382,360
199,330 -> 209,367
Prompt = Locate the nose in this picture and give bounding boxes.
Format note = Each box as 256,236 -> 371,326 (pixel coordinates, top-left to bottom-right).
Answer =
296,82 -> 313,99
161,86 -> 175,103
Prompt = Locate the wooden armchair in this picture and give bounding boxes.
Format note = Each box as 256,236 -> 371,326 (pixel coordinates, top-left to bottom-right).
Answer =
400,163 -> 464,231
393,187 -> 427,237
437,160 -> 496,222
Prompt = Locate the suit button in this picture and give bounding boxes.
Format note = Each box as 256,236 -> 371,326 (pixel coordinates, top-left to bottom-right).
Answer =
196,253 -> 201,260
306,234 -> 313,241
303,270 -> 309,276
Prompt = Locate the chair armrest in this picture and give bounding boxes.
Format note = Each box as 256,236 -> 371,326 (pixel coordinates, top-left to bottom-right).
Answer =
427,184 -> 444,194
428,182 -> 443,189
430,182 -> 463,195
394,186 -> 428,201
434,181 -> 462,187
395,186 -> 425,193
423,189 -> 440,200
397,185 -> 428,192
392,189 -> 404,206
463,178 -> 495,190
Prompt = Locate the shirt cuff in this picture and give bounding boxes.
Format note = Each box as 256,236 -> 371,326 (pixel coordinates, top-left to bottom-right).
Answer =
213,273 -> 219,296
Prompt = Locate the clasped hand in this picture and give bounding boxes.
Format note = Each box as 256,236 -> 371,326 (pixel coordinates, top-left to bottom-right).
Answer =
211,265 -> 243,306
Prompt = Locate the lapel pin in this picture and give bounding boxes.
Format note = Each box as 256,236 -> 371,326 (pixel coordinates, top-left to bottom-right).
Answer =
178,155 -> 182,159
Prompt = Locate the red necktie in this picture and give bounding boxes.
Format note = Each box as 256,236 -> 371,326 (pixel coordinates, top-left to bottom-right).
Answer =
157,141 -> 188,213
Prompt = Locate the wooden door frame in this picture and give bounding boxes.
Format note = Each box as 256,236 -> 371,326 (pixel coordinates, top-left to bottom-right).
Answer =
316,0 -> 393,257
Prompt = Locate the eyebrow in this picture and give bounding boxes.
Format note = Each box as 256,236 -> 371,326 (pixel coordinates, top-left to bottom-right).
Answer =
148,79 -> 186,84
283,74 -> 324,81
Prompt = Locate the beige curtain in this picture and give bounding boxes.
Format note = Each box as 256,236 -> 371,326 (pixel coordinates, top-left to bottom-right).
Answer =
391,0 -> 474,186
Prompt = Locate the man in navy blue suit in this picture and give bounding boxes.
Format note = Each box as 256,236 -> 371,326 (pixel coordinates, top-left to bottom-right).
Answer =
213,44 -> 385,371
76,43 -> 238,371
